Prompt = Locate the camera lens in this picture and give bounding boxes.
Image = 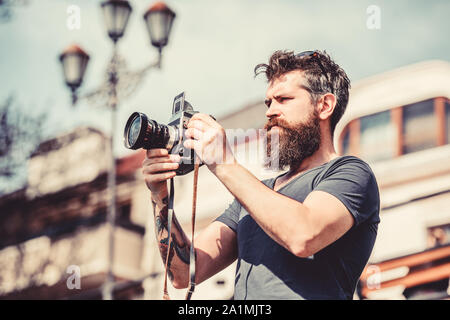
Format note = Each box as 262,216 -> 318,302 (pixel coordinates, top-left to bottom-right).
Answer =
128,115 -> 141,147
124,112 -> 178,151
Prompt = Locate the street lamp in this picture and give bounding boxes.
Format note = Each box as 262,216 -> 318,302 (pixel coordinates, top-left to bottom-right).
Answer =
143,1 -> 176,53
101,0 -> 133,43
59,44 -> 90,105
58,0 -> 176,300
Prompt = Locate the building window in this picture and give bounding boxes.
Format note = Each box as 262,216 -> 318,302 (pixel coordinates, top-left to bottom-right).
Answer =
402,99 -> 436,154
359,110 -> 395,162
338,97 -> 450,161
427,224 -> 450,248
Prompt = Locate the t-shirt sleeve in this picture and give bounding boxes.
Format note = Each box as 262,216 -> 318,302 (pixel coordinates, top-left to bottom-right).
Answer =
215,198 -> 242,233
313,157 -> 380,227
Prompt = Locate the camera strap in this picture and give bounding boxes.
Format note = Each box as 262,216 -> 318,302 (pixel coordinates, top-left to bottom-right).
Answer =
162,177 -> 174,300
162,162 -> 199,300
186,162 -> 199,300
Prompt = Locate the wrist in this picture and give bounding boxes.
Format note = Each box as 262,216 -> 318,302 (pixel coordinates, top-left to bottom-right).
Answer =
210,161 -> 240,181
208,152 -> 237,174
151,189 -> 169,207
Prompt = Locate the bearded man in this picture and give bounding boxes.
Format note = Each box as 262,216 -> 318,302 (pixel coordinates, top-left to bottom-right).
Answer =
142,50 -> 380,300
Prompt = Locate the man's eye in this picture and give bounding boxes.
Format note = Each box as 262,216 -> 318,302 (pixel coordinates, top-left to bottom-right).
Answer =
279,97 -> 291,102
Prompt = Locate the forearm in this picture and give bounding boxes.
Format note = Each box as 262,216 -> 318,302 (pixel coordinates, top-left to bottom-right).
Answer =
151,192 -> 191,289
211,163 -> 313,256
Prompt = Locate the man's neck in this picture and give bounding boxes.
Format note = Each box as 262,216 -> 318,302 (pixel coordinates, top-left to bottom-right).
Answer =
276,142 -> 338,189
294,145 -> 338,174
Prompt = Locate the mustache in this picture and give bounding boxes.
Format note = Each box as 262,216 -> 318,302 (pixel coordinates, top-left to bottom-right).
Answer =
264,118 -> 291,131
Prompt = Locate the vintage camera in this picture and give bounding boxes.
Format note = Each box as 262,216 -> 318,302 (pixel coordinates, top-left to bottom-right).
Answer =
124,92 -> 203,175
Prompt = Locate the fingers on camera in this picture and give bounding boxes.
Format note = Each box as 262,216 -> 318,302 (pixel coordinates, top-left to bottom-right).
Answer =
148,171 -> 177,182
146,148 -> 168,158
142,154 -> 180,167
143,162 -> 179,174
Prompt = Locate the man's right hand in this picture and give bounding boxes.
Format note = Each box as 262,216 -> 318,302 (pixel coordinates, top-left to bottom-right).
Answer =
142,148 -> 180,199
143,149 -> 238,290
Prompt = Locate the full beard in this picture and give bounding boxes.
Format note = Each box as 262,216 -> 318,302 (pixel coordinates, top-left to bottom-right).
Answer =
264,110 -> 321,171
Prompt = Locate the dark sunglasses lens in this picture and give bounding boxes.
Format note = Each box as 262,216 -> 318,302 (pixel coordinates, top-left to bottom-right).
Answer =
296,51 -> 315,58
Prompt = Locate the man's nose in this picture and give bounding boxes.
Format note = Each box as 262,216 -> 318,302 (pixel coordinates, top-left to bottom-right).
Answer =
265,103 -> 281,119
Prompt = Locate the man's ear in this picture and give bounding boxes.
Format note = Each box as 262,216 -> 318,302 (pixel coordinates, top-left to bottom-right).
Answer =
317,93 -> 337,121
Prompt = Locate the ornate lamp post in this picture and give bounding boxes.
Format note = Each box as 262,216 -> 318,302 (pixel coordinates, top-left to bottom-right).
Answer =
59,0 -> 176,300
59,45 -> 90,105
144,1 -> 176,56
101,0 -> 132,44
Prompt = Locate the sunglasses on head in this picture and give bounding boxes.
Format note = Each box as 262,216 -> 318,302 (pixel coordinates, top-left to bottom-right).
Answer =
295,50 -> 333,93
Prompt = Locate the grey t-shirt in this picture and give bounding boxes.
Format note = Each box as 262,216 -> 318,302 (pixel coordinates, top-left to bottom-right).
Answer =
215,156 -> 380,300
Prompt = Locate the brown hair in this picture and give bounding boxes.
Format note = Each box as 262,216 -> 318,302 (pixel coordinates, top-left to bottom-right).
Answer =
254,50 -> 350,134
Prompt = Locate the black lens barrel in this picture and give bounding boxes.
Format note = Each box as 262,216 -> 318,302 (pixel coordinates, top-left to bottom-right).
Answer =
143,120 -> 170,149
124,112 -> 173,150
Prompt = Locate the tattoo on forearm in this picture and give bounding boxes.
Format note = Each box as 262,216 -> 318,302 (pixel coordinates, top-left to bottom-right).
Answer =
173,233 -> 190,264
152,197 -> 191,271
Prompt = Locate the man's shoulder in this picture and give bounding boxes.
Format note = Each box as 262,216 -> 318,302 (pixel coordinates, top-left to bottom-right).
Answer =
315,155 -> 378,189
328,155 -> 372,168
322,155 -> 376,177
316,155 -> 381,226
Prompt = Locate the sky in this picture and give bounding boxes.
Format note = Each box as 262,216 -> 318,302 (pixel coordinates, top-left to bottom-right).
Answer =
1,0 -> 449,161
